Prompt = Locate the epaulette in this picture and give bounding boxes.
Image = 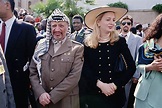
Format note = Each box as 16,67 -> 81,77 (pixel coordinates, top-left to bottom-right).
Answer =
71,40 -> 83,45
84,29 -> 92,34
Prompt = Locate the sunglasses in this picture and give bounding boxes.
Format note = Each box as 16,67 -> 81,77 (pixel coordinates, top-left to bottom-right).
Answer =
121,22 -> 131,26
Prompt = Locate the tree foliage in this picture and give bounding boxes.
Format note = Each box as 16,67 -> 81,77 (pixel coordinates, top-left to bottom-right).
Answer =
108,1 -> 128,10
85,0 -> 95,5
152,4 -> 162,13
31,0 -> 84,19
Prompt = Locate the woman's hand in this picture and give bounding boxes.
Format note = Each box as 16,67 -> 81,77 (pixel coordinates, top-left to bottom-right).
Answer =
97,80 -> 117,96
146,56 -> 162,72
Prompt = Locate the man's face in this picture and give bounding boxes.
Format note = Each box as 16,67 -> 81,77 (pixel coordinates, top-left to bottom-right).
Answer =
51,21 -> 68,41
0,0 -> 8,19
120,19 -> 132,33
24,16 -> 35,25
72,18 -> 82,31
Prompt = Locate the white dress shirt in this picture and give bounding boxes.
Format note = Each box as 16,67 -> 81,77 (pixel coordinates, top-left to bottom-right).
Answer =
0,15 -> 16,53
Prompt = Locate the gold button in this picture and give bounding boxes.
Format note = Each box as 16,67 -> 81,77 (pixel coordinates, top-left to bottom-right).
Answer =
110,78 -> 112,80
50,78 -> 54,81
99,78 -> 101,80
107,44 -> 109,46
52,59 -> 55,62
109,71 -> 111,73
16,70 -> 19,72
107,50 -> 109,52
98,91 -> 101,93
99,71 -> 101,73
99,57 -> 101,59
61,59 -> 63,61
50,87 -> 53,90
108,57 -> 110,59
99,44 -> 101,46
51,69 -> 54,71
99,50 -> 101,52
99,64 -> 101,66
108,64 -> 111,66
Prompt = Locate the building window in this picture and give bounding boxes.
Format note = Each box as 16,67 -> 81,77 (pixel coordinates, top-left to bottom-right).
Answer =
28,1 -> 31,9
18,0 -> 21,7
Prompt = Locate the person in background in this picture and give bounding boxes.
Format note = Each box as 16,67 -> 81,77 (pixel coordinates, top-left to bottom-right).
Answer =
40,18 -> 47,35
13,9 -> 18,18
71,14 -> 91,44
24,14 -> 35,26
119,15 -> 142,108
130,27 -> 137,34
18,8 -> 27,20
0,0 -> 37,108
116,25 -> 121,34
134,13 -> 162,108
29,9 -> 84,108
36,19 -> 47,42
80,6 -> 136,108
0,45 -> 15,108
23,14 -> 38,108
35,22 -> 42,33
136,24 -> 144,37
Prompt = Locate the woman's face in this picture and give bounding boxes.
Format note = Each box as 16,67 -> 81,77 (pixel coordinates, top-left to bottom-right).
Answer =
97,12 -> 116,33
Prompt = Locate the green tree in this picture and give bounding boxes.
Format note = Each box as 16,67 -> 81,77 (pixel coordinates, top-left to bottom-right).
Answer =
152,4 -> 162,13
85,0 -> 95,5
31,0 -> 84,18
108,1 -> 128,10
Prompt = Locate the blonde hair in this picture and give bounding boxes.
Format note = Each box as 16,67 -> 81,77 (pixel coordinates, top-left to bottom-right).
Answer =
84,12 -> 119,49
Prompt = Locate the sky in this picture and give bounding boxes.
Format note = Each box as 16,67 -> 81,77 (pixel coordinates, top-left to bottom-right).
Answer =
79,0 -> 162,10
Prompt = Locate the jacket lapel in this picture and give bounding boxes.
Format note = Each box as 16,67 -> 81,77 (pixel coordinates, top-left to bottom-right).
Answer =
54,38 -> 72,57
5,20 -> 21,54
48,38 -> 72,57
127,33 -> 134,48
48,40 -> 54,57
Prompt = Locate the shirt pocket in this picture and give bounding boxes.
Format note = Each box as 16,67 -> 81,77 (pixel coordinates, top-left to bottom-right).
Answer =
60,55 -> 74,73
61,55 -> 74,63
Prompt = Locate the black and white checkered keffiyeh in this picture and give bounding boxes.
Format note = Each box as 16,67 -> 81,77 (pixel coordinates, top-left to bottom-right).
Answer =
32,9 -> 71,84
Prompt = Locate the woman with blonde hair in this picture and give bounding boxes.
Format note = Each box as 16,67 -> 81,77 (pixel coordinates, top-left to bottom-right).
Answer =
79,6 -> 136,108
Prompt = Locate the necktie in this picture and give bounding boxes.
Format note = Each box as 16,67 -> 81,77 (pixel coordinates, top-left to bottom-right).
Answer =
75,31 -> 78,40
0,22 -> 6,51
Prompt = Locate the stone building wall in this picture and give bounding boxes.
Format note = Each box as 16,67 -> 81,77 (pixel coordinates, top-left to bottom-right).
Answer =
127,10 -> 158,26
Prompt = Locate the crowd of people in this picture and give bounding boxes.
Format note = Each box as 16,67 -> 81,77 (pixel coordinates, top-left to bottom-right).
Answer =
0,0 -> 162,108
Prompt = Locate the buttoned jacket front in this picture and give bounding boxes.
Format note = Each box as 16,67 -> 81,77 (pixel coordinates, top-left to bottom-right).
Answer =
80,37 -> 136,107
30,38 -> 84,108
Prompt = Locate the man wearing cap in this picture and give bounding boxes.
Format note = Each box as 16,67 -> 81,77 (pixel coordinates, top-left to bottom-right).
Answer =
29,9 -> 84,108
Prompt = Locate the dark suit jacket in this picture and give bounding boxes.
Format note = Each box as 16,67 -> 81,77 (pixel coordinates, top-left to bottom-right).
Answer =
71,28 -> 91,44
5,19 -> 36,108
